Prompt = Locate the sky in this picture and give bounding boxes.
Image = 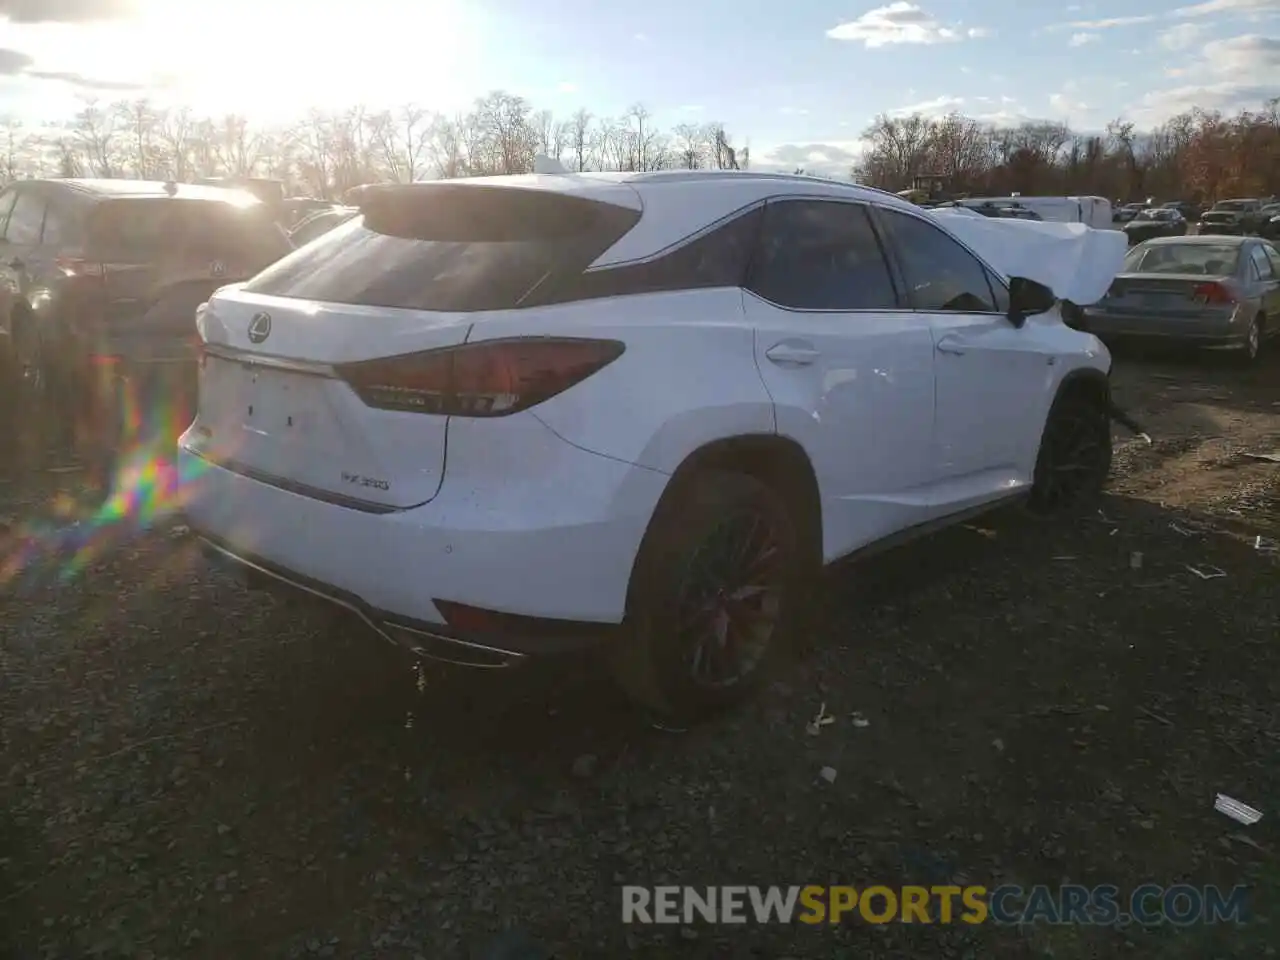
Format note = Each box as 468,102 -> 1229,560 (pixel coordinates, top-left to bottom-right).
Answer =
0,0 -> 1277,176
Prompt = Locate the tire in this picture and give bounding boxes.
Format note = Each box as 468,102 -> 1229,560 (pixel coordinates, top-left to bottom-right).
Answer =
1238,315 -> 1263,365
10,316 -> 52,468
611,469 -> 813,723
1025,386 -> 1113,519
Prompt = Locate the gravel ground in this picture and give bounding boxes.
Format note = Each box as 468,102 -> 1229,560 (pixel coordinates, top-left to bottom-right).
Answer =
2,350 -> 1279,959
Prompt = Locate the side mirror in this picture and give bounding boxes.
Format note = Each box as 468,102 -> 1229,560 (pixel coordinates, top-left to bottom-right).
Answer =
1007,276 -> 1056,326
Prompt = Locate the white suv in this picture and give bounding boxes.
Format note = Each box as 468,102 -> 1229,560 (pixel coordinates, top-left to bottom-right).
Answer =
180,171 -> 1114,722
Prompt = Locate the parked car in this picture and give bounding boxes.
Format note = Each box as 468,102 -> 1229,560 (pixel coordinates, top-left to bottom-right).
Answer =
1081,236 -> 1280,363
0,179 -> 293,468
1259,203 -> 1280,240
280,197 -> 341,229
1123,207 -> 1188,245
1114,202 -> 1146,224
179,172 -> 1118,722
288,206 -> 358,247
1160,200 -> 1201,221
1197,198 -> 1267,236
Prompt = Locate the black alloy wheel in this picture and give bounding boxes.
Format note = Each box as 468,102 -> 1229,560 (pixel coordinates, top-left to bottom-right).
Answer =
676,507 -> 786,690
612,469 -> 812,723
1026,391 -> 1112,517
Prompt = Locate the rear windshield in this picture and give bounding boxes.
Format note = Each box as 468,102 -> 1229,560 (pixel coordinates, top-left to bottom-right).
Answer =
1211,201 -> 1253,212
242,186 -> 642,312
1124,243 -> 1242,275
91,198 -> 291,265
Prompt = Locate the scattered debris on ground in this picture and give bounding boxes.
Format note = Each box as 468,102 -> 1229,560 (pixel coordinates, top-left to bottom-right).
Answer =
2,353 -> 1278,958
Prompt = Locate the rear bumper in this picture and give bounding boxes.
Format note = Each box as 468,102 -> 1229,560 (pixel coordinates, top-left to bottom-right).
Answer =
1081,311 -> 1246,347
177,414 -> 670,661
195,531 -> 572,667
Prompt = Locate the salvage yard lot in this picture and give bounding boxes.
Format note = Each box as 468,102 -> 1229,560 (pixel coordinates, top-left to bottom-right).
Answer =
2,352 -> 1278,960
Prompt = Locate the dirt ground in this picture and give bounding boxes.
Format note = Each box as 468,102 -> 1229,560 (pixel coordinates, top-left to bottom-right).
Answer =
1,348 -> 1278,959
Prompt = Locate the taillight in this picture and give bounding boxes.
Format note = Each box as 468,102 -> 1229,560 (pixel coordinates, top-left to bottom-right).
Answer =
338,338 -> 625,417
1190,282 -> 1235,305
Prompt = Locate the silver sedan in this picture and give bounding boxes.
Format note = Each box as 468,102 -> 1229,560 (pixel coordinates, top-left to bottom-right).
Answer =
1082,235 -> 1280,363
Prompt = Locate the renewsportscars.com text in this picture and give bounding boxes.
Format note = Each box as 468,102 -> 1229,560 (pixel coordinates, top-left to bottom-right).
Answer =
621,884 -> 1250,926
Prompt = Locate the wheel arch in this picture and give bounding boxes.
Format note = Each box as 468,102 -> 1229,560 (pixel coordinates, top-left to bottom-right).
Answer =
624,432 -> 823,611
1053,366 -> 1111,410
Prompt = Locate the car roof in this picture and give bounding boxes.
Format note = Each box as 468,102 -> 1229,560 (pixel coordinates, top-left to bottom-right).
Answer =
385,170 -> 910,267
36,178 -> 262,205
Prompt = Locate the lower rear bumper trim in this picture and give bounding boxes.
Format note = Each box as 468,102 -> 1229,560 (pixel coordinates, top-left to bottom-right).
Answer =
196,532 -> 526,668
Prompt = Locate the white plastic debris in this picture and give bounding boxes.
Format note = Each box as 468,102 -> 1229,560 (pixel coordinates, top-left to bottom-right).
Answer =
851,712 -> 870,729
1186,564 -> 1228,580
1215,794 -> 1262,826
806,702 -> 835,736
819,766 -> 838,784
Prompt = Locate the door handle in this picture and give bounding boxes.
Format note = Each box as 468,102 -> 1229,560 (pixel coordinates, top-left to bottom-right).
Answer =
765,341 -> 820,366
935,335 -> 967,356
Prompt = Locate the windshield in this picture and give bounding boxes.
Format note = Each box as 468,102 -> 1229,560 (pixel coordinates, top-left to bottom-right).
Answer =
1134,210 -> 1176,221
1123,243 -> 1241,276
1212,201 -> 1252,212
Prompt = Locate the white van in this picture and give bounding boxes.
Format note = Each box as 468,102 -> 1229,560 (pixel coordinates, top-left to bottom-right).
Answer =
1069,196 -> 1113,229
960,195 -> 1112,228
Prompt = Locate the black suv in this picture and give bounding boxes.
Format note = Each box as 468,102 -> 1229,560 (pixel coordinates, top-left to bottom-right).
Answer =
0,178 -> 292,468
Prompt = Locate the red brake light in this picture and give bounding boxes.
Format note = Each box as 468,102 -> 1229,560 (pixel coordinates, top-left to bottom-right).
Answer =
338,338 -> 625,417
1190,282 -> 1234,305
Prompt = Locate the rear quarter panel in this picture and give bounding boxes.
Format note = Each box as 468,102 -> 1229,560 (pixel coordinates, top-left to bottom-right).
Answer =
464,289 -> 775,473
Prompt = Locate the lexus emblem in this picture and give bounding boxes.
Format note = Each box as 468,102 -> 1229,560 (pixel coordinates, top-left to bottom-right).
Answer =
247,312 -> 272,344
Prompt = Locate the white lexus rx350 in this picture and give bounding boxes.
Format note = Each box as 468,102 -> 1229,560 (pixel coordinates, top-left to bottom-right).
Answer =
180,171 -> 1114,721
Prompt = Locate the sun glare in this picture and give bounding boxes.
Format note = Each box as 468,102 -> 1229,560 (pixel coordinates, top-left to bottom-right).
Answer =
10,0 -> 478,121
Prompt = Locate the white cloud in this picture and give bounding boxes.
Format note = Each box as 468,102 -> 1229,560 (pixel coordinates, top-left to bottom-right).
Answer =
826,3 -> 989,47
1049,91 -> 1091,115
1173,0 -> 1280,15
889,94 -> 965,116
1051,0 -> 1280,31
1158,22 -> 1205,49
1202,32 -> 1280,71
556,82 -> 577,94
1125,33 -> 1280,125
1069,32 -> 1099,46
1059,15 -> 1158,28
754,141 -> 865,178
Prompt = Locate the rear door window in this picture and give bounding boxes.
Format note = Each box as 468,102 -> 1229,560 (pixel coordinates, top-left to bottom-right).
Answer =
91,199 -> 290,269
4,191 -> 45,246
0,189 -> 17,235
1248,245 -> 1274,280
243,186 -> 642,312
747,199 -> 899,311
